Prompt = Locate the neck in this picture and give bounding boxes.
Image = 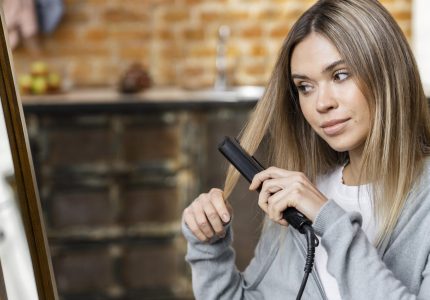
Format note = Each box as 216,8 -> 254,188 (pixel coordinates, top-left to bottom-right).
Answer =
343,147 -> 368,186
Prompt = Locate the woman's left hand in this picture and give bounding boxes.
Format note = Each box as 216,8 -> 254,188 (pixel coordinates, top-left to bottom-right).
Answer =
249,166 -> 328,226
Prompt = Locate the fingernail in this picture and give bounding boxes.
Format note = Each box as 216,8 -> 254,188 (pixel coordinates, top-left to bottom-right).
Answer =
222,214 -> 230,223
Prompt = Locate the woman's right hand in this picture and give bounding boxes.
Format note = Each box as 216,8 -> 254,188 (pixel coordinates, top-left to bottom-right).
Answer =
182,188 -> 233,242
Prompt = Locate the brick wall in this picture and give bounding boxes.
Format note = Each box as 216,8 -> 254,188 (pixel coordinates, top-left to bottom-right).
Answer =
12,0 -> 412,89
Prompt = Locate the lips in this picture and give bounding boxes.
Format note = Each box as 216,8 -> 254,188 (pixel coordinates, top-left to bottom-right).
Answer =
321,118 -> 350,136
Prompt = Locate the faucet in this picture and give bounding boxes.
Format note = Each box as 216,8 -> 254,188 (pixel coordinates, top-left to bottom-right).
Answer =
214,25 -> 230,90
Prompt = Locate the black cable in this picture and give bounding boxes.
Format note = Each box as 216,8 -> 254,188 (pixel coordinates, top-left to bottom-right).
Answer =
282,208 -> 319,299
297,272 -> 310,300
296,224 -> 319,300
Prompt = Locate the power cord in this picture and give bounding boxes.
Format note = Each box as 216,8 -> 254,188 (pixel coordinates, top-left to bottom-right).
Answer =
283,209 -> 319,300
296,224 -> 319,300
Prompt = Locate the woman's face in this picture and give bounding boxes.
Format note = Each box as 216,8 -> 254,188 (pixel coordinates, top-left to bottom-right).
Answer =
290,32 -> 371,154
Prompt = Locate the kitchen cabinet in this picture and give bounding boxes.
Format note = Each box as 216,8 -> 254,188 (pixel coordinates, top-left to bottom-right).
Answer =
23,87 -> 264,300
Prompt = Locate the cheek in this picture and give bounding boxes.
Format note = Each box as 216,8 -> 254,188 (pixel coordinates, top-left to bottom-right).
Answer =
299,102 -> 319,132
299,100 -> 313,123
354,99 -> 371,126
349,99 -> 372,139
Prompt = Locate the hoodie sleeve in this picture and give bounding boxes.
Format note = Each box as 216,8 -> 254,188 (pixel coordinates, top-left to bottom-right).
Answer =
182,220 -> 244,300
182,217 -> 281,300
313,200 -> 430,300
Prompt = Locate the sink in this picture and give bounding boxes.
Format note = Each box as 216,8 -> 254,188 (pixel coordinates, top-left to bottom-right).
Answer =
231,85 -> 266,100
192,86 -> 265,102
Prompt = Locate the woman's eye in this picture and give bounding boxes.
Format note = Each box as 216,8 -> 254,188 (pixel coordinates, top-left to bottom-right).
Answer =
334,70 -> 349,81
296,84 -> 313,94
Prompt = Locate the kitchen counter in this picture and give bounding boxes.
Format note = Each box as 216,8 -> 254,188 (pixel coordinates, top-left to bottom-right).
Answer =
21,86 -> 264,114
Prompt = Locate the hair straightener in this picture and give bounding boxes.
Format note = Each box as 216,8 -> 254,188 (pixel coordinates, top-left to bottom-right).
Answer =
218,136 -> 319,300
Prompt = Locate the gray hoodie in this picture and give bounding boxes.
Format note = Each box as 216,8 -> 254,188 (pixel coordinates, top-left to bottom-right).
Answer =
182,161 -> 430,299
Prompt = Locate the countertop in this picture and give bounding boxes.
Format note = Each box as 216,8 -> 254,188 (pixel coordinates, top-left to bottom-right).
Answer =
21,86 -> 264,114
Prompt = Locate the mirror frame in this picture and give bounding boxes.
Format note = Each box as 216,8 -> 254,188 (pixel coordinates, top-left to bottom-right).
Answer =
0,7 -> 57,300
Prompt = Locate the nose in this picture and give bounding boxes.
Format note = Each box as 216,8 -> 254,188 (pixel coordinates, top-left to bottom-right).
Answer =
316,84 -> 338,113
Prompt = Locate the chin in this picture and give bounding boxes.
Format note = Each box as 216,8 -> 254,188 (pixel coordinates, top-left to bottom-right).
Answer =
322,137 -> 355,153
324,139 -> 365,153
327,144 -> 350,152
316,130 -> 367,153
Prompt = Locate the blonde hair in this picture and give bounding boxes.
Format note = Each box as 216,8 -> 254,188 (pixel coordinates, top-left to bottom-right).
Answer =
223,0 -> 430,247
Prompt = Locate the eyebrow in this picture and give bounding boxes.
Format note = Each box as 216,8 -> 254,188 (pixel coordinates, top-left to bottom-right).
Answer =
291,59 -> 346,80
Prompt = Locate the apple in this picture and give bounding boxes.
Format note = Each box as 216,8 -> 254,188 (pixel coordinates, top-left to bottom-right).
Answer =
18,74 -> 32,94
31,76 -> 48,95
47,72 -> 61,92
31,61 -> 49,77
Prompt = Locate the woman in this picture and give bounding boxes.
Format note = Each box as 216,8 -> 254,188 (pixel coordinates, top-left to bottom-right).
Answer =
182,0 -> 430,299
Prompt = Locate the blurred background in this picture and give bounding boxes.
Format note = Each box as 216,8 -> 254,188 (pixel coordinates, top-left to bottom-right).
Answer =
0,0 -> 426,299
9,0 -> 418,90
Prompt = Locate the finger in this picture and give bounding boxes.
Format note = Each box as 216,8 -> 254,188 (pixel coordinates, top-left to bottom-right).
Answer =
192,199 -> 215,239
264,173 -> 309,209
278,219 -> 289,227
261,177 -> 287,194
249,167 -> 295,190
202,198 -> 226,237
266,175 -> 327,223
225,200 -> 233,216
183,207 -> 208,241
257,178 -> 286,214
257,183 -> 271,214
249,168 -> 275,191
267,189 -> 296,222
209,188 -> 231,223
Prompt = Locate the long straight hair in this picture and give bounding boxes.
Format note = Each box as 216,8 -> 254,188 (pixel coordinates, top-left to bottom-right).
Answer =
223,0 -> 430,247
